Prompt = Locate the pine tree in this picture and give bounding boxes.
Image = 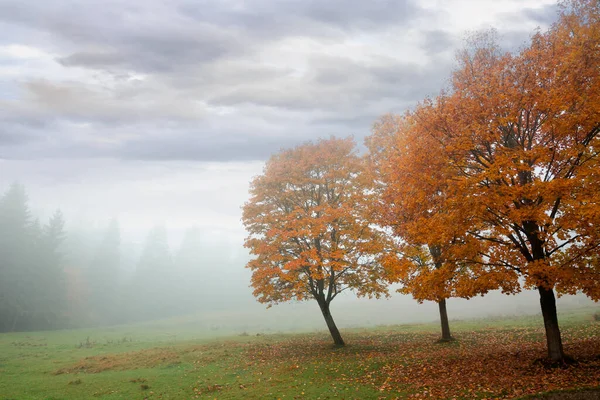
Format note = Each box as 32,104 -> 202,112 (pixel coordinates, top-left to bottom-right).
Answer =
35,210 -> 68,329
131,225 -> 173,321
87,219 -> 121,324
0,184 -> 34,331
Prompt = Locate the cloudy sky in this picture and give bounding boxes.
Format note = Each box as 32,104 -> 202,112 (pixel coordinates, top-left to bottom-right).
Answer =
0,0 -> 559,246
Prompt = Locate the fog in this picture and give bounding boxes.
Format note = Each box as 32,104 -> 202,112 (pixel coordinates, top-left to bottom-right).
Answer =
1,0 -> 589,335
0,168 -> 594,335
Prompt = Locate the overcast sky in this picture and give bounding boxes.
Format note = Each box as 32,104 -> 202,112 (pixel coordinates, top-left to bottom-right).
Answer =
0,0 -> 559,245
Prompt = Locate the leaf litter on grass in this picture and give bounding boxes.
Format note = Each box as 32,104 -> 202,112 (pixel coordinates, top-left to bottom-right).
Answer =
48,321 -> 600,399
241,324 -> 600,399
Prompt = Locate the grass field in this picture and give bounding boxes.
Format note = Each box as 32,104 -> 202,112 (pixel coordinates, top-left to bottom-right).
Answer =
1,307 -> 599,400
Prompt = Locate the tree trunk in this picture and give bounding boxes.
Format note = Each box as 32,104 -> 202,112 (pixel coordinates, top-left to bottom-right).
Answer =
317,300 -> 345,346
538,286 -> 565,362
438,298 -> 453,341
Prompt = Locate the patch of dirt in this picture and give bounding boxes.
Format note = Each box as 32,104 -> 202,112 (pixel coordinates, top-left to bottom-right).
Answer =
54,348 -> 181,374
53,342 -> 231,375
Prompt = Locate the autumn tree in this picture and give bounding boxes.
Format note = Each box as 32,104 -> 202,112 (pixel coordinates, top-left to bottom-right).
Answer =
366,113 -> 494,342
366,114 -> 454,341
393,0 -> 600,362
242,137 -> 395,346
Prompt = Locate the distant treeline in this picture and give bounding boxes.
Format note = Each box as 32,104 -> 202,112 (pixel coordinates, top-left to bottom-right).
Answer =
0,182 -> 246,332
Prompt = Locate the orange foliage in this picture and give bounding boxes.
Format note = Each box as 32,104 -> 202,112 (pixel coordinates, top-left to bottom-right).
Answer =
368,0 -> 600,360
427,0 -> 600,296
242,137 -> 396,307
367,112 -> 498,303
372,0 -> 600,299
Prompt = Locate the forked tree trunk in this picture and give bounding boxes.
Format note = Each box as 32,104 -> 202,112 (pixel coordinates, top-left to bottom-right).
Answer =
538,286 -> 565,362
438,298 -> 453,341
317,300 -> 345,346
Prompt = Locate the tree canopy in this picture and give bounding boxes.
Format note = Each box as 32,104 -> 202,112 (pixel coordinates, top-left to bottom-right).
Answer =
242,137 -> 396,345
367,0 -> 600,361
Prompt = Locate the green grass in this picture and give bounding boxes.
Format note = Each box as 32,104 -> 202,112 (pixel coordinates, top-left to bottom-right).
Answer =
0,306 -> 599,400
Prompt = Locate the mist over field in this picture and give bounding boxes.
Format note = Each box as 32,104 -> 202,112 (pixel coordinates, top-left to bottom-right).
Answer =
0,174 -> 594,335
0,0 -> 595,358
2,1 -> 600,398
0,0 -> 571,335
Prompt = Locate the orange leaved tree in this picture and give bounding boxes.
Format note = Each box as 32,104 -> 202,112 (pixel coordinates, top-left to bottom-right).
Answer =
366,113 -> 493,342
367,113 -> 459,341
403,0 -> 600,362
242,137 -> 395,346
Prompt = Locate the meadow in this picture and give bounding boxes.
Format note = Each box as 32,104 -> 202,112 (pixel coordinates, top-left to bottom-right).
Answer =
1,307 -> 599,400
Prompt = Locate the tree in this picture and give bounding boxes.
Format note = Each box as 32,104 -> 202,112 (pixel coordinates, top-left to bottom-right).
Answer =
172,229 -> 262,317
0,183 -> 33,331
0,186 -> 69,331
86,219 -> 121,324
398,0 -> 600,362
366,114 -> 492,342
242,137 -> 396,346
137,225 -> 171,275
37,210 -> 68,328
130,225 -> 174,321
173,227 -> 211,314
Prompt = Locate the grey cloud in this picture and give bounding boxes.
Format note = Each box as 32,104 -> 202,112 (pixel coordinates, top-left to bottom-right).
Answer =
366,61 -> 451,99
21,80 -> 207,122
292,0 -> 419,30
2,51 -> 452,163
2,0 -> 424,74
57,23 -> 246,73
0,1 -> 103,45
209,87 -> 332,111
522,3 -> 559,26
180,0 -> 423,35
0,114 -> 306,162
0,130 -> 34,146
308,114 -> 383,138
163,61 -> 296,92
496,3 -> 559,51
421,30 -> 457,56
58,51 -> 125,69
117,134 -> 304,162
210,55 -> 451,112
1,0 -> 248,73
0,0 -> 560,163
0,112 -> 55,157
